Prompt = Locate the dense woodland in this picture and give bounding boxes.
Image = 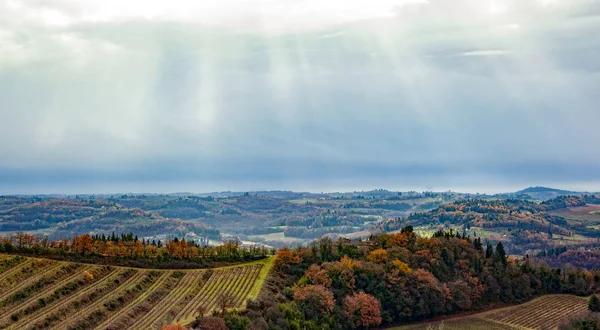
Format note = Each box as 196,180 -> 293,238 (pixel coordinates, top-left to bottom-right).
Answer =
187,227 -> 600,330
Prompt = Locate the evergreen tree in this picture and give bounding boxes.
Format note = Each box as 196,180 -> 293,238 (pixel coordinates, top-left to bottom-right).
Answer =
495,242 -> 507,265
485,243 -> 494,258
590,295 -> 600,312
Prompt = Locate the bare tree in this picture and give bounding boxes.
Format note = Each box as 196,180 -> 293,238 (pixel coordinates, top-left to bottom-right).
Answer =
196,305 -> 207,318
217,292 -> 236,315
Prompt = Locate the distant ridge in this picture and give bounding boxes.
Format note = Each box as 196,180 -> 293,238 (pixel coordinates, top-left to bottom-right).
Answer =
513,186 -> 581,200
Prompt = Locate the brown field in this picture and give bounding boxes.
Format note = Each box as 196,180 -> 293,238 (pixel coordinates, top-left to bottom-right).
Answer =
390,294 -> 588,330
551,204 -> 600,222
0,254 -> 273,329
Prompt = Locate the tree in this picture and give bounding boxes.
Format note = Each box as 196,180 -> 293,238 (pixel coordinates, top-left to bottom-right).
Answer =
160,324 -> 188,330
495,242 -> 507,265
275,248 -> 302,266
344,292 -> 382,329
589,295 -> 600,312
293,284 -> 335,319
223,310 -> 251,330
367,249 -> 388,264
304,264 -> 332,288
393,259 -> 413,275
195,317 -> 227,330
217,292 -> 237,315
485,243 -> 494,258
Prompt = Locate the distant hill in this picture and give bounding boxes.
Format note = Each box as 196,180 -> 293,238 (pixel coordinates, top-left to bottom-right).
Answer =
513,186 -> 581,200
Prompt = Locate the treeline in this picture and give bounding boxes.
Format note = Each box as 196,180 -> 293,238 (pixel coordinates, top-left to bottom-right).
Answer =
201,227 -> 600,329
0,232 -> 274,269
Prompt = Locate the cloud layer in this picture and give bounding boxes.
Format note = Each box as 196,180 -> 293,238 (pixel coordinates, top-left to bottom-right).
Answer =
1,0 -> 600,193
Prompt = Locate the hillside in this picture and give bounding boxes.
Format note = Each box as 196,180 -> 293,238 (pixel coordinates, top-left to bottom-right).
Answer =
210,228 -> 600,330
377,195 -> 600,254
0,191 -> 469,248
0,254 -> 272,329
513,186 -> 582,200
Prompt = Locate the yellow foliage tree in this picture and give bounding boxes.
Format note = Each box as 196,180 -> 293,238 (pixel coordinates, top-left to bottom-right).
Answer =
393,259 -> 413,274
367,249 -> 388,264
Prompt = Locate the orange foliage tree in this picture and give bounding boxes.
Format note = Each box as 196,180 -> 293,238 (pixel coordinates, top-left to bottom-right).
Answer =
344,291 -> 382,329
275,248 -> 302,266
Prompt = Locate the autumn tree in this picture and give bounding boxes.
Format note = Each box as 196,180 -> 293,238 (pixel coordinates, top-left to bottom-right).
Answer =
293,284 -> 335,320
344,292 -> 382,329
304,264 -> 332,288
393,259 -> 413,275
275,248 -> 302,266
195,317 -> 227,330
367,249 -> 388,264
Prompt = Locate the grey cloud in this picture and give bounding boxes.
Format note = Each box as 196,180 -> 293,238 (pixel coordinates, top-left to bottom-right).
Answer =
1,0 -> 600,193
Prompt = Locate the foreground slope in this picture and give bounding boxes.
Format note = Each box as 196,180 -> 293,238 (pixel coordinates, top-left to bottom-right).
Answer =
391,294 -> 587,330
0,254 -> 272,329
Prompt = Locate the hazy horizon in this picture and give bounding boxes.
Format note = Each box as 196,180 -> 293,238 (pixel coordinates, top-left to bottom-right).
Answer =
2,182 -> 599,197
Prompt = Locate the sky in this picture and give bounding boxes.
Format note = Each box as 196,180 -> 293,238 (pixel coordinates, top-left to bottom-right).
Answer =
1,0 -> 600,194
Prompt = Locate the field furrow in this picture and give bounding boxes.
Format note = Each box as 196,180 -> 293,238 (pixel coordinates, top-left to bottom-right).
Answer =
234,265 -> 262,307
140,271 -> 206,330
14,267 -> 124,330
0,258 -> 29,283
46,269 -> 146,330
193,269 -> 233,316
1,266 -> 115,330
174,269 -> 224,322
0,262 -> 63,301
95,270 -> 174,330
209,265 -> 253,312
0,264 -> 94,321
158,272 -> 208,327
204,266 -> 245,313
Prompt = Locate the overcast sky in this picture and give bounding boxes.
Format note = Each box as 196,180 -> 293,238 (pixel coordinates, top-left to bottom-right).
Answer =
1,0 -> 600,194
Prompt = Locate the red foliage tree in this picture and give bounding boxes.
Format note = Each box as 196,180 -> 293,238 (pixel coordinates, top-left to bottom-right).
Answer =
344,291 -> 382,329
293,284 -> 335,316
305,264 -> 332,288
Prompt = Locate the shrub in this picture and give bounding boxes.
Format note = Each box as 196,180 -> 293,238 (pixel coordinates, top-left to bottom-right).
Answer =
83,270 -> 94,280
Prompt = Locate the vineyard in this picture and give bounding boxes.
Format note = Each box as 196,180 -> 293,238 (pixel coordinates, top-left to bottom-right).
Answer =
391,294 -> 588,330
0,253 -> 272,329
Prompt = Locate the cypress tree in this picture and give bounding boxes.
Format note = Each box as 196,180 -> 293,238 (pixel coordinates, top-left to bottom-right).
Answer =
590,294 -> 600,312
495,242 -> 507,265
485,243 -> 494,258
